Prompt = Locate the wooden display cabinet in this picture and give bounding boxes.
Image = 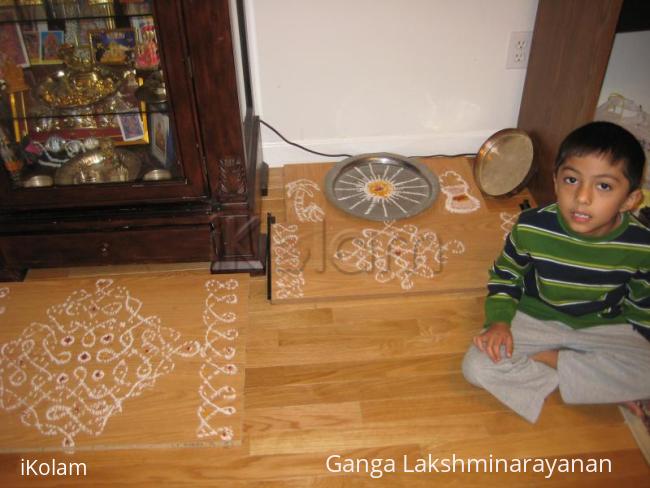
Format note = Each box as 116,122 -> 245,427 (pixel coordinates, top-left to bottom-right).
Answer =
0,0 -> 267,281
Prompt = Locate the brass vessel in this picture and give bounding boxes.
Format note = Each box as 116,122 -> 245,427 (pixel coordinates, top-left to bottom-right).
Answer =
55,139 -> 141,185
36,45 -> 124,109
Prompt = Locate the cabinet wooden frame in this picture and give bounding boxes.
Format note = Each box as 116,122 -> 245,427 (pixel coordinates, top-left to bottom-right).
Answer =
0,0 -> 267,280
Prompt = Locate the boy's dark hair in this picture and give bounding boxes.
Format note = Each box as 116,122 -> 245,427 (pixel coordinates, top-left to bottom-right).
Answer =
554,121 -> 646,191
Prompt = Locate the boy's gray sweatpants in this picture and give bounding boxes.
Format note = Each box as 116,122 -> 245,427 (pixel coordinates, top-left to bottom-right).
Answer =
462,311 -> 650,423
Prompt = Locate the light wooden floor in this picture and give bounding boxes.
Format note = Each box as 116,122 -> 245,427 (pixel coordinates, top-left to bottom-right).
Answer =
0,168 -> 648,486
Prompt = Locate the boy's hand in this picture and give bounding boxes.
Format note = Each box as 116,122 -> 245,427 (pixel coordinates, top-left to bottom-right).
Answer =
473,322 -> 513,363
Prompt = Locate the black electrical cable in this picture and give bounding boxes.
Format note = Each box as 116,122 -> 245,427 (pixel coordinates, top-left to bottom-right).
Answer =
260,119 -> 352,158
260,119 -> 477,160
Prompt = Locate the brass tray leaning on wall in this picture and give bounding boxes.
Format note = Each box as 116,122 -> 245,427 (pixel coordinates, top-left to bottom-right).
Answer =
473,128 -> 535,198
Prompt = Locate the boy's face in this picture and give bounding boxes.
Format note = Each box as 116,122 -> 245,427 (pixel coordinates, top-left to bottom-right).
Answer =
553,154 -> 642,237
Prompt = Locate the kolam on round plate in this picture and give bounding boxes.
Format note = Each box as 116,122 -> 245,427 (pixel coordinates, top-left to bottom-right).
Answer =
324,152 -> 440,221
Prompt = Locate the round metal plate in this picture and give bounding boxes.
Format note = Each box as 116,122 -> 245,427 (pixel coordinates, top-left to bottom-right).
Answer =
474,128 -> 534,198
55,148 -> 142,185
324,152 -> 440,221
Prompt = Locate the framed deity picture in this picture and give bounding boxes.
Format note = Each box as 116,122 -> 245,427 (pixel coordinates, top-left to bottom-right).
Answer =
89,28 -> 136,65
0,15 -> 30,68
149,112 -> 171,166
39,30 -> 64,64
21,31 -> 40,64
117,111 -> 145,142
130,16 -> 159,70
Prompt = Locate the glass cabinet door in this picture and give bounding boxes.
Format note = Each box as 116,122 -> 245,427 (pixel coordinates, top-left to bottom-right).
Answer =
0,0 -> 202,206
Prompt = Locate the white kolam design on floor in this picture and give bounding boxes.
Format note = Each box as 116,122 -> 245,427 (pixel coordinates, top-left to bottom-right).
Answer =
196,278 -> 239,442
0,279 -> 200,451
285,179 -> 325,223
500,212 -> 518,240
272,223 -> 306,299
333,221 -> 465,290
439,170 -> 481,214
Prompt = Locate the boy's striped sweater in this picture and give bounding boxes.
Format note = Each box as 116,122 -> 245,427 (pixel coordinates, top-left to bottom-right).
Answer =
485,204 -> 650,340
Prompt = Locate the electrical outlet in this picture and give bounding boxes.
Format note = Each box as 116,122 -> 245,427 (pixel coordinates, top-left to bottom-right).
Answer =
506,31 -> 532,69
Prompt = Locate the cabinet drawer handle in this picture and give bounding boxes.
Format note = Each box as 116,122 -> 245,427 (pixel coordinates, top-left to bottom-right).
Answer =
100,242 -> 110,257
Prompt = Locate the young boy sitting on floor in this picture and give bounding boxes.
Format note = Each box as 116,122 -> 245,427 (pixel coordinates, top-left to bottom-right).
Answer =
462,121 -> 650,427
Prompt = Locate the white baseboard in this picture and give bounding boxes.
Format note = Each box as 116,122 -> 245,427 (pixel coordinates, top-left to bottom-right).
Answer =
260,130 -> 500,167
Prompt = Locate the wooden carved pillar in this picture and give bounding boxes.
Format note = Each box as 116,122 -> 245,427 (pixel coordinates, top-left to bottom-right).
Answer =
182,0 -> 246,198
218,156 -> 248,201
183,0 -> 265,272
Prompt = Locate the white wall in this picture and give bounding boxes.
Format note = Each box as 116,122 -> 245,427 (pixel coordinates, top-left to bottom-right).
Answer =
598,31 -> 650,113
247,0 -> 539,166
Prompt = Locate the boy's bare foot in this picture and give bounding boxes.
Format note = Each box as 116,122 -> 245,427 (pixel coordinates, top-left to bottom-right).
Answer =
623,401 -> 645,417
622,400 -> 650,434
530,349 -> 559,369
